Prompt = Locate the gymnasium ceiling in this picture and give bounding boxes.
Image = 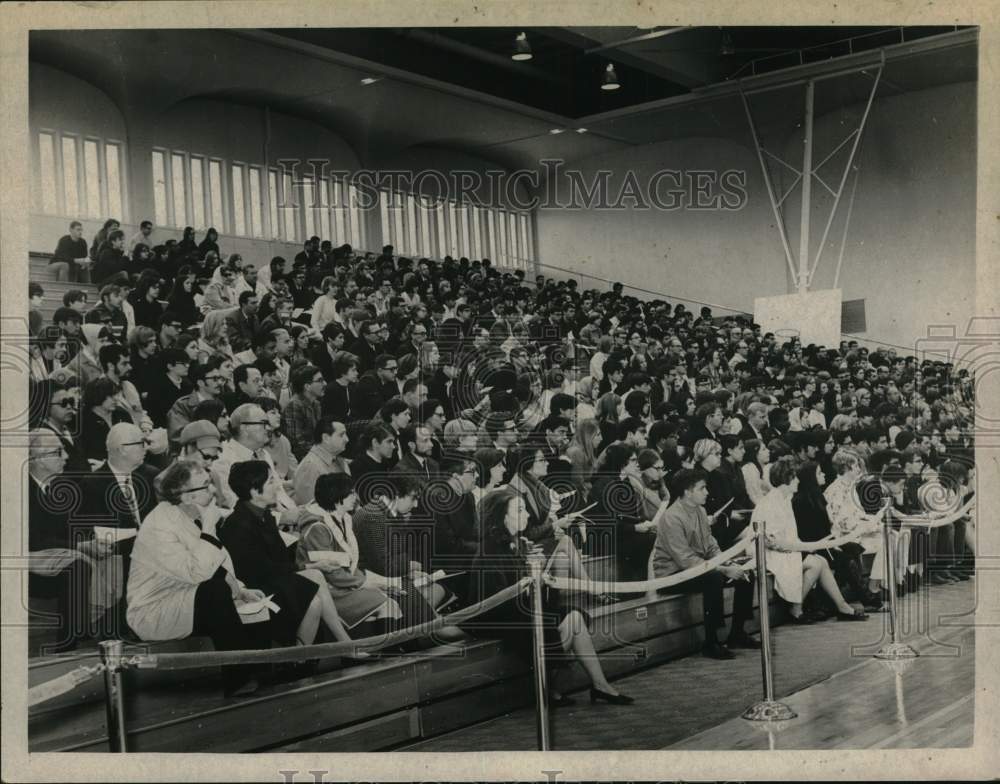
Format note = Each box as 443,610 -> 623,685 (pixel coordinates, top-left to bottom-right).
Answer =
29,26 -> 977,171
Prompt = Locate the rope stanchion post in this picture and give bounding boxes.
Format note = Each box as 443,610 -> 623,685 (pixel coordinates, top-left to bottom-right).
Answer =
527,554 -> 551,751
741,521 -> 797,724
99,640 -> 129,752
874,516 -> 918,664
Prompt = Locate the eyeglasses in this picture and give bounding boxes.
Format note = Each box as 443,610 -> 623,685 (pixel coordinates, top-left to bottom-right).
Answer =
383,365 -> 399,372
121,439 -> 151,447
181,483 -> 211,495
462,467 -> 479,476
240,420 -> 270,427
434,410 -> 446,417
205,375 -> 225,383
52,398 -> 77,409
31,449 -> 66,460
198,450 -> 220,462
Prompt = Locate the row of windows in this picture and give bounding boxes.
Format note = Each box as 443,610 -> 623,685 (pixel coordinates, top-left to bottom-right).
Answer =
378,191 -> 534,271
34,132 -> 535,270
35,131 -> 126,222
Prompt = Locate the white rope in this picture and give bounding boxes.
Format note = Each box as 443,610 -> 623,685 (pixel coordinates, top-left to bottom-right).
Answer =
544,535 -> 756,594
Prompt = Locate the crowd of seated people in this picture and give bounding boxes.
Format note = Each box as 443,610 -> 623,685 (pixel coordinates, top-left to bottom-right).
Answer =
25,217 -> 977,698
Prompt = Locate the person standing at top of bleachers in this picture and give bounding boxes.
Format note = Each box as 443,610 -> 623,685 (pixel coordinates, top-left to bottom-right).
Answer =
128,220 -> 155,254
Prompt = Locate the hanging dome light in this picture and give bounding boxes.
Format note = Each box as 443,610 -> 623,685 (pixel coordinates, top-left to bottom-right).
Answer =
601,62 -> 620,91
512,32 -> 533,61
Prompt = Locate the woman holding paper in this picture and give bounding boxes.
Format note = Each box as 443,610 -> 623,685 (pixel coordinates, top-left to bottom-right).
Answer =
468,489 -> 634,706
127,461 -> 276,696
751,456 -> 867,624
219,461 -> 357,650
298,473 -> 403,629
589,443 -> 658,582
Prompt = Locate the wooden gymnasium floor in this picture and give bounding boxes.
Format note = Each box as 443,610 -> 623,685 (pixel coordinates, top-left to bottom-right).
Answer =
409,579 -> 979,751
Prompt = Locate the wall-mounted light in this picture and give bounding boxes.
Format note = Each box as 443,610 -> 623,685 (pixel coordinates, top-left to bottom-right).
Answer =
601,63 -> 620,91
360,77 -> 381,85
512,32 -> 533,61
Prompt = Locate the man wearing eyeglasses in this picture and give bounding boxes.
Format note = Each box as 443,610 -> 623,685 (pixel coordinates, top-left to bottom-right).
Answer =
348,319 -> 381,374
80,423 -> 160,632
27,429 -> 98,652
353,353 -> 400,420
167,359 -> 226,445
395,323 -> 428,360
37,378 -> 91,474
211,403 -> 296,512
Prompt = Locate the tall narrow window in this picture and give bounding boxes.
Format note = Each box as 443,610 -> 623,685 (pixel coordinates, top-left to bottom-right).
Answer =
392,193 -> 405,252
61,136 -> 79,217
282,171 -> 296,241
231,163 -> 246,236
470,204 -> 483,259
485,210 -> 496,262
208,159 -> 224,231
456,204 -> 469,258
302,175 -> 315,239
38,132 -> 57,214
419,197 -> 432,257
317,178 -> 331,242
331,179 -> 346,244
152,150 -> 168,227
190,156 -> 205,230
508,212 -> 519,268
520,213 -> 531,268
105,143 -> 123,222
268,169 -> 280,239
497,210 -> 508,265
248,166 -> 263,238
83,139 -> 101,219
348,183 -> 362,247
171,153 -> 187,227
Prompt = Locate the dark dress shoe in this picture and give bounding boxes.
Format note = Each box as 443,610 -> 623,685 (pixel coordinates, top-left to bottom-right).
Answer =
550,693 -> 576,707
788,613 -> 815,625
726,633 -> 762,649
590,687 -> 635,705
836,608 -> 868,621
702,642 -> 736,660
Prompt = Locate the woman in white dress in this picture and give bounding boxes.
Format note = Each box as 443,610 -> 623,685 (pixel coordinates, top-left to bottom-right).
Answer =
740,438 -> 771,506
752,457 -> 867,623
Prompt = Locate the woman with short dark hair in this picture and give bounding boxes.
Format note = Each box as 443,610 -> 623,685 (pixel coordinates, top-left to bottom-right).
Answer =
298,472 -> 402,629
469,489 -> 634,706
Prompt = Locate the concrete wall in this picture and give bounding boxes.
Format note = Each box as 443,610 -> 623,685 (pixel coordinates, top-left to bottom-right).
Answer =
781,82 -> 976,352
534,81 -> 976,352
535,136 -> 784,316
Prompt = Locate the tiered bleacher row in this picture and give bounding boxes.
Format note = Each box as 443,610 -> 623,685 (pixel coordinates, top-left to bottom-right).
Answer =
24,216 -> 976,751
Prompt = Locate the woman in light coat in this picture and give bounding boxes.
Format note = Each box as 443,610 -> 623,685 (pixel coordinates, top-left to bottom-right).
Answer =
126,461 -> 270,695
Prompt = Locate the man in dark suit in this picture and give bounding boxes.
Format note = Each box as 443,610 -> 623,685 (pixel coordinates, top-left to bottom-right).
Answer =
347,319 -> 381,374
427,455 -> 480,604
33,379 -> 91,475
739,401 -> 774,445
27,430 -> 99,652
80,423 -> 160,612
352,354 -> 400,420
682,402 -> 725,450
395,425 -> 441,481
225,291 -> 260,354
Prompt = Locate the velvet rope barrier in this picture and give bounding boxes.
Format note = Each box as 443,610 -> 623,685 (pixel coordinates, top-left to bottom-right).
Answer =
544,535 -> 756,594
28,663 -> 106,708
128,577 -> 531,671
895,496 -> 976,529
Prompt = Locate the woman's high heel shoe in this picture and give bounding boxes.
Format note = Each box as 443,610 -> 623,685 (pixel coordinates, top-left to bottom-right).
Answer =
590,687 -> 634,705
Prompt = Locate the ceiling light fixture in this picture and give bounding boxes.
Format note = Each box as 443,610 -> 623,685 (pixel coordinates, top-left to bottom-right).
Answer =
601,63 -> 620,91
360,77 -> 381,85
549,128 -> 565,135
576,128 -> 588,134
512,32 -> 533,61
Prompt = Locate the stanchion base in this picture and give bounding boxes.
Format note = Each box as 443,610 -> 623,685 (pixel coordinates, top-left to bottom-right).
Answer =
875,641 -> 919,660
741,699 -> 798,723
874,642 -> 919,673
